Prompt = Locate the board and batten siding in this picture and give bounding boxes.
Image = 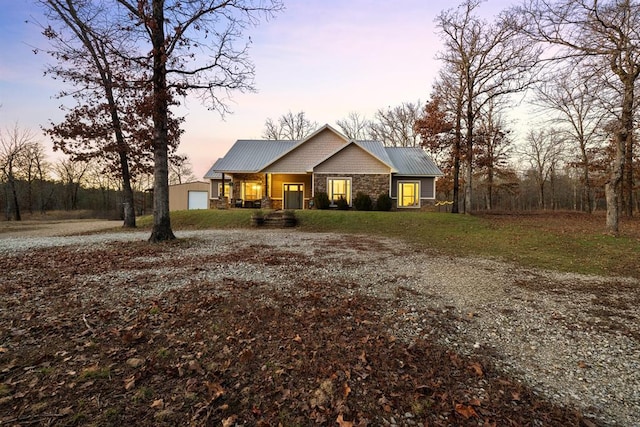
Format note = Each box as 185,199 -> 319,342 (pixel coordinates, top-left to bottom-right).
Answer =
265,128 -> 348,173
314,144 -> 391,174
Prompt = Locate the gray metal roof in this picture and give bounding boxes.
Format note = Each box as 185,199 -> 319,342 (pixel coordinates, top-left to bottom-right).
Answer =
208,140 -> 297,174
385,147 -> 443,176
205,130 -> 442,178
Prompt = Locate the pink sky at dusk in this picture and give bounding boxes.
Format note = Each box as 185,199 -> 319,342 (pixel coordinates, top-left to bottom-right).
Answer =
0,0 -> 516,179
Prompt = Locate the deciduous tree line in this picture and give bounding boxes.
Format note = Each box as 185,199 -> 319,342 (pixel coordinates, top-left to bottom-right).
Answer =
10,0 -> 638,237
264,0 -> 640,235
0,123 -> 197,220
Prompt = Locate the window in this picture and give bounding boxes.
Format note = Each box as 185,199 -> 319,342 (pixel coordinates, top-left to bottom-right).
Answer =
217,182 -> 231,198
242,181 -> 263,201
327,177 -> 351,205
398,181 -> 420,208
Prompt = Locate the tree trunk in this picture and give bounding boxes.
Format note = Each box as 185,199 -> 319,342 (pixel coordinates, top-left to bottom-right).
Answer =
148,0 -> 175,243
9,175 -> 21,221
624,132 -> 633,217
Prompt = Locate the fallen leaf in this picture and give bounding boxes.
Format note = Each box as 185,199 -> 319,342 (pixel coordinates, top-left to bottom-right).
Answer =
336,414 -> 354,427
124,375 -> 136,390
470,362 -> 484,377
455,403 -> 478,419
150,399 -> 164,409
222,415 -> 237,427
293,334 -> 302,342
343,382 -> 351,398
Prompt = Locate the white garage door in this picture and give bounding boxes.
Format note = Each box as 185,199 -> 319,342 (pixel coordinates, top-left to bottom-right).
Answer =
188,191 -> 208,210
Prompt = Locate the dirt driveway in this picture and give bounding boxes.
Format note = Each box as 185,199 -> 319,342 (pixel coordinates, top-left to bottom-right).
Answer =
0,219 -> 121,239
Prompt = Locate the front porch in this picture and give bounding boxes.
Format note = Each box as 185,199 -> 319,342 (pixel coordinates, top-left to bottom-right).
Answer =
213,173 -> 313,210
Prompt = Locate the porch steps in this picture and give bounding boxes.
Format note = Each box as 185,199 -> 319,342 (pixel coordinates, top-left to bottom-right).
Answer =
251,210 -> 297,228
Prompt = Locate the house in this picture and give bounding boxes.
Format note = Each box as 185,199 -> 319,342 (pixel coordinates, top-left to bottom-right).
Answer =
168,181 -> 210,211
203,124 -> 442,210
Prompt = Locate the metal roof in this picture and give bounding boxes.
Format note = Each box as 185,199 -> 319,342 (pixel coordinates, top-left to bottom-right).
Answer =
385,147 -> 443,176
205,126 -> 443,178
207,140 -> 297,174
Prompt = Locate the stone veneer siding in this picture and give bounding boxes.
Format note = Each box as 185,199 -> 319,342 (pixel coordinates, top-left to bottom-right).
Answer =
314,173 -> 389,203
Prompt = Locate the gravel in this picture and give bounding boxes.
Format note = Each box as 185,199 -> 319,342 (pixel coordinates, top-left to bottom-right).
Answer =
1,228 -> 638,426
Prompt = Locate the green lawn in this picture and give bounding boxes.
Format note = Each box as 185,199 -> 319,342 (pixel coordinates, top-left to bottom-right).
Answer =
138,209 -> 640,279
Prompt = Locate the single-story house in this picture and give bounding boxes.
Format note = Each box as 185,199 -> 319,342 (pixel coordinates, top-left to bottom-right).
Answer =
203,124 -> 442,210
168,181 -> 210,211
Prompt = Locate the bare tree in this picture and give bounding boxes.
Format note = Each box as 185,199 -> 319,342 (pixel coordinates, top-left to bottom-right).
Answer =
474,99 -> 513,210
368,101 -> 423,147
532,64 -> 609,213
0,125 -> 40,221
519,129 -> 566,209
336,112 -> 370,140
53,157 -> 90,211
263,111 -> 318,140
169,154 -> 197,185
114,0 -> 283,242
437,0 -> 541,213
517,0 -> 640,233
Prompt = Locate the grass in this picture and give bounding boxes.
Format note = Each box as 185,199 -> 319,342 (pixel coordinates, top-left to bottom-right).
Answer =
137,209 -> 640,279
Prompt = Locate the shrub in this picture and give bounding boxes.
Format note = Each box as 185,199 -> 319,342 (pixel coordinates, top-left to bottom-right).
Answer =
314,192 -> 331,210
336,196 -> 350,210
353,192 -> 373,211
375,193 -> 392,211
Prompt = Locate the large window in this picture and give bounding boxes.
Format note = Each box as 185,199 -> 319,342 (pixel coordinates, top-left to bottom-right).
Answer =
398,181 -> 420,208
327,177 -> 351,205
217,182 -> 231,198
242,181 -> 263,201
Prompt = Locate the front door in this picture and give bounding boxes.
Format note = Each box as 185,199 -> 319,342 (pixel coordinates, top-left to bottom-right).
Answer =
283,184 -> 304,209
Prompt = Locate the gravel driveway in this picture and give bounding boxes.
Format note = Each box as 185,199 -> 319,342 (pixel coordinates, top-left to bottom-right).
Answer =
1,226 -> 638,426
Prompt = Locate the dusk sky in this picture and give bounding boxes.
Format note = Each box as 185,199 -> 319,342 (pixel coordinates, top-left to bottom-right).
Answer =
0,0 -> 515,179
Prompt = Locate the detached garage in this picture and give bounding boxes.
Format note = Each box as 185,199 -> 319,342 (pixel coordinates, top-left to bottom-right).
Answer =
169,182 -> 210,211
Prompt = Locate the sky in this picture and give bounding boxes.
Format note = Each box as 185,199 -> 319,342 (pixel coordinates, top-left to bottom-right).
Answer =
0,0 -> 516,180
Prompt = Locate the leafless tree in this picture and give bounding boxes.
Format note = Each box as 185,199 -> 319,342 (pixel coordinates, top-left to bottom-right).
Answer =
53,157 -> 90,211
368,101 -> 423,147
474,99 -> 513,210
169,154 -> 197,185
436,0 -> 541,214
336,112 -> 370,140
532,63 -> 609,213
263,111 -> 318,140
517,0 -> 640,233
519,129 -> 566,209
0,125 -> 40,220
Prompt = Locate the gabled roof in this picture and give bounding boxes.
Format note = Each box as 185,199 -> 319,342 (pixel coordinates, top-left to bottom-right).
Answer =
261,124 -> 349,171
311,140 -> 397,172
207,124 -> 443,177
386,147 -> 443,176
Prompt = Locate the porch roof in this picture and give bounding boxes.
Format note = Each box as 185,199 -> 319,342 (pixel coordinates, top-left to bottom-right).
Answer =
204,140 -> 297,176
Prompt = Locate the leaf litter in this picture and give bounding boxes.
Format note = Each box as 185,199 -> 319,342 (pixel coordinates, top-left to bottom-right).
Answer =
0,235 -> 600,426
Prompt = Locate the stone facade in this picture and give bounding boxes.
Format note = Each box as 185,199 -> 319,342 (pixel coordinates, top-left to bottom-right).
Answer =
314,173 -> 389,203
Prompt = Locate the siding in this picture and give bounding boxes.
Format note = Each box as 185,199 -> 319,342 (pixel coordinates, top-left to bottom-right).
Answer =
265,128 -> 348,173
314,144 -> 391,174
169,182 -> 210,211
391,176 -> 436,199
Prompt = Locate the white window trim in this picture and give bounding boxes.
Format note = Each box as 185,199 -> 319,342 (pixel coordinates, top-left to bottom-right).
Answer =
327,176 -> 352,206
398,180 -> 421,208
